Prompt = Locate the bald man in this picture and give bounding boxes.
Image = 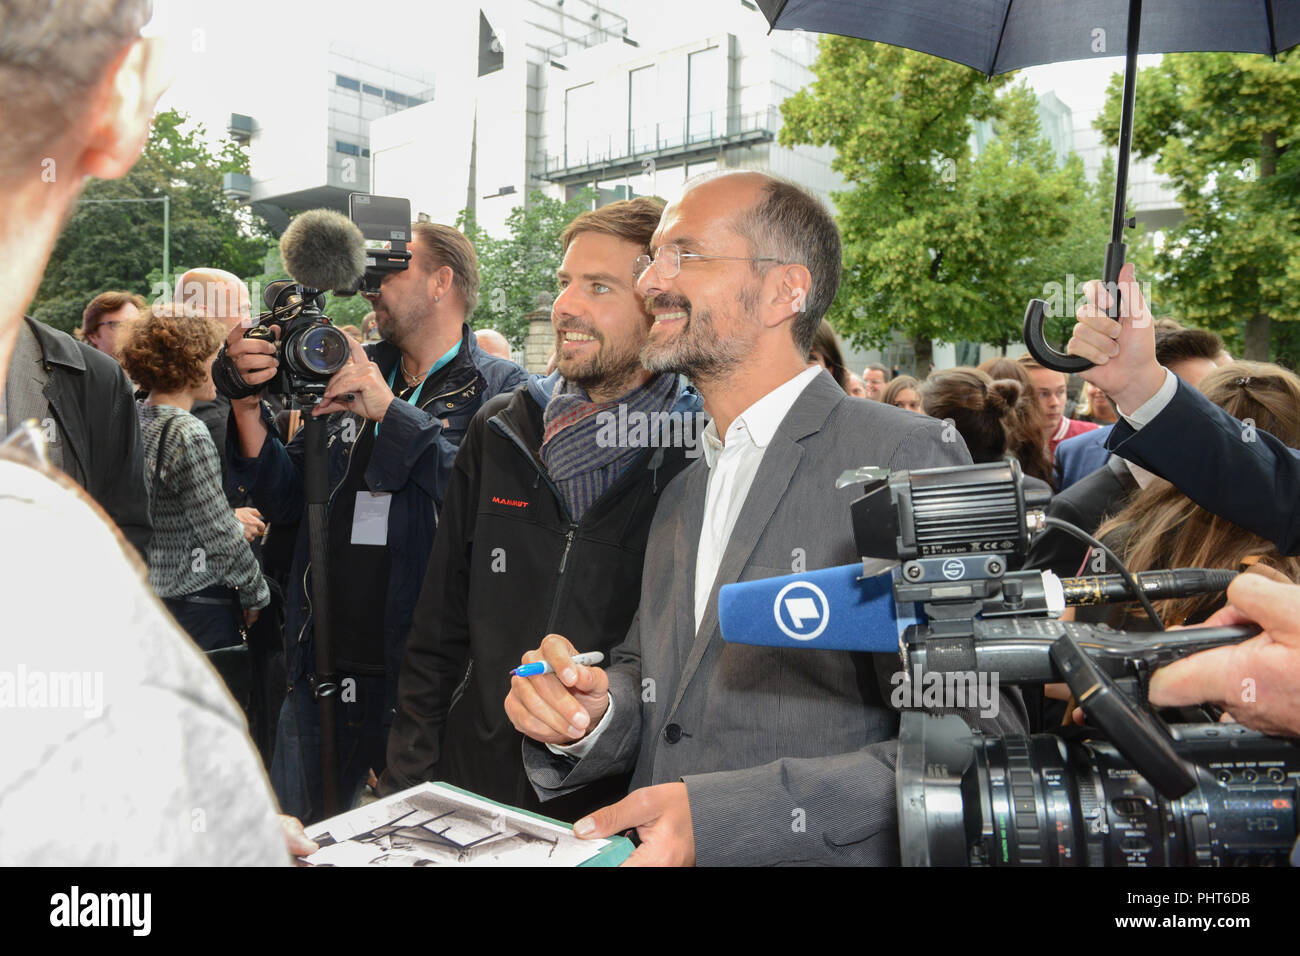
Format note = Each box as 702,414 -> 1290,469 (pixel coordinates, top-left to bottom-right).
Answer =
475,328 -> 512,361
175,267 -> 253,335
176,268 -> 265,540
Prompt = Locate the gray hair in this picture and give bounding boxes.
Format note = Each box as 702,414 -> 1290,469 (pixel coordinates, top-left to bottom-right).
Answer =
730,175 -> 842,356
0,0 -> 152,183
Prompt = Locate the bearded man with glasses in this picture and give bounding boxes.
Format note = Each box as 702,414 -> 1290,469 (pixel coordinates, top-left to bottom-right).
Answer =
506,170 -> 1029,866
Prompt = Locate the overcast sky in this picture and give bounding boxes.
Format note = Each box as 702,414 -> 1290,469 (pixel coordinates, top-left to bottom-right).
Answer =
144,0 -> 1159,149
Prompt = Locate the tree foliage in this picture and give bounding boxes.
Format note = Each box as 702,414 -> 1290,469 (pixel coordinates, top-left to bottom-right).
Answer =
460,189 -> 597,347
1096,51 -> 1300,361
30,109 -> 274,333
779,38 -> 1112,371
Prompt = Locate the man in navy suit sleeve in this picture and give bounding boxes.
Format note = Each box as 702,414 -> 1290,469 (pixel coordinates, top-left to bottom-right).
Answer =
1065,264 -> 1300,556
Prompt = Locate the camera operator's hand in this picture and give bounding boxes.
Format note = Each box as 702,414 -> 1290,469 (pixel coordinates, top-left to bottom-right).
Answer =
505,634 -> 610,745
314,336 -> 394,423
222,321 -> 280,410
1148,574 -> 1300,737
1067,263 -> 1167,416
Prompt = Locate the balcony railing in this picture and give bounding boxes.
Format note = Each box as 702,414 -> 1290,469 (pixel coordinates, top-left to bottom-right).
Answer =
537,105 -> 778,182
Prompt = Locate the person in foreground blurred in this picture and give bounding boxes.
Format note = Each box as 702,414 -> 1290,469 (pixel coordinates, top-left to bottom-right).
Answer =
882,373 -> 922,413
122,304 -> 269,650
0,0 -> 288,865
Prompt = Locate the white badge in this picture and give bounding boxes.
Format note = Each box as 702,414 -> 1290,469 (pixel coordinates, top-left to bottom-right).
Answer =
351,491 -> 392,546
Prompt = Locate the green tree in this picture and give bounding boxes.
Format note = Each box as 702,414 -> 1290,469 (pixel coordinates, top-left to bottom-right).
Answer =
1097,51 -> 1300,360
461,189 -> 596,347
30,109 -> 274,333
780,39 -> 1111,372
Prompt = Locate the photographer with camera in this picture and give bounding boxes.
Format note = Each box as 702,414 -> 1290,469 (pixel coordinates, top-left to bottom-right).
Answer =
220,222 -> 527,822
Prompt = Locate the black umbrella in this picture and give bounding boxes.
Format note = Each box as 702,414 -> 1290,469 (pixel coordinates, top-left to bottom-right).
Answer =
758,0 -> 1300,370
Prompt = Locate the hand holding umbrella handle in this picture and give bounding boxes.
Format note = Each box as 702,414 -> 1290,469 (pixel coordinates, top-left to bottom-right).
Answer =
1023,238 -> 1129,372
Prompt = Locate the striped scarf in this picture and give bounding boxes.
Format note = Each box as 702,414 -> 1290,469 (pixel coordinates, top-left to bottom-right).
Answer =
540,372 -> 678,522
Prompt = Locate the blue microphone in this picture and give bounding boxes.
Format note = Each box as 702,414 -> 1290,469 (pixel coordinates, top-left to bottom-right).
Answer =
718,563 -> 918,652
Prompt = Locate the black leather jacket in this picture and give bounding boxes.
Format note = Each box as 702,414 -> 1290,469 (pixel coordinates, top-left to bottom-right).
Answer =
18,317 -> 150,557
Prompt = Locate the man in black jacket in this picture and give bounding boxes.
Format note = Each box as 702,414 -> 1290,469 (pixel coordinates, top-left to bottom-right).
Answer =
222,223 -> 528,821
381,198 -> 701,819
3,316 -> 150,557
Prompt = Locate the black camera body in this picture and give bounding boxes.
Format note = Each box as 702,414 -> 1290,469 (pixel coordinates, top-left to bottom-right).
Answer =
839,460 -> 1300,866
212,193 -> 412,404
248,281 -> 350,400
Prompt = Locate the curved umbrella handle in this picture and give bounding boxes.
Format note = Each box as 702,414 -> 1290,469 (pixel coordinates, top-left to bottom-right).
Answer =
1022,298 -> 1094,372
1023,240 -> 1128,373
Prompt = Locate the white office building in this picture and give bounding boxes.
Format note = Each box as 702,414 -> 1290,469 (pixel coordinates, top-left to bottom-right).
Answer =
368,0 -> 842,236
222,43 -> 435,231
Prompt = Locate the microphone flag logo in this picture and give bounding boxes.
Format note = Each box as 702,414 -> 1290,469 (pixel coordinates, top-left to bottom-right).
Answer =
774,581 -> 830,641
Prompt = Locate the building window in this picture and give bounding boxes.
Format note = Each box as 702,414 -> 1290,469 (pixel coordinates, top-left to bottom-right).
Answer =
336,141 -> 360,156
687,46 -> 725,143
361,148 -> 370,158
628,66 -> 655,154
363,83 -> 383,97
564,83 -> 597,167
336,75 -> 361,91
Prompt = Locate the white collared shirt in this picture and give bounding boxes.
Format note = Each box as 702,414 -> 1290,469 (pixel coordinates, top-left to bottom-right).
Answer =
694,365 -> 823,633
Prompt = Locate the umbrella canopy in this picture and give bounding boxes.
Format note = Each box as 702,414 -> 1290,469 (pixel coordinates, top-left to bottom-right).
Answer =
758,0 -> 1300,369
757,0 -> 1300,75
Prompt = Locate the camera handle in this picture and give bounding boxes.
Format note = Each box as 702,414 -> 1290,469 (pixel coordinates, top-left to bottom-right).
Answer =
1050,632 -> 1195,799
302,411 -> 341,817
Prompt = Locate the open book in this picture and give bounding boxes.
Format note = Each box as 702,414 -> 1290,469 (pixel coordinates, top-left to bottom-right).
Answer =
300,782 -> 632,867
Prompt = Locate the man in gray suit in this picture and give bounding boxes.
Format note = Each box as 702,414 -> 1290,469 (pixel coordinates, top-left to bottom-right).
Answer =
505,171 -> 1027,865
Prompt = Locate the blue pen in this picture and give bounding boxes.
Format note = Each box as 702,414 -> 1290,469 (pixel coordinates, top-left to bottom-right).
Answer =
510,651 -> 604,678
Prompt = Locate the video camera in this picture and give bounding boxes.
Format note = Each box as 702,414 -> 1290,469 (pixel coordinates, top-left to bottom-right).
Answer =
719,460 -> 1300,866
213,193 -> 412,402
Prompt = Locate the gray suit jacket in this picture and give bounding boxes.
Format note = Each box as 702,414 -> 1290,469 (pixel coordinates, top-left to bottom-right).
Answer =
524,372 -> 1028,865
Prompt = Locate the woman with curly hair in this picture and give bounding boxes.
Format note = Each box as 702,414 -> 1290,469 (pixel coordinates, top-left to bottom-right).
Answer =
121,304 -> 268,650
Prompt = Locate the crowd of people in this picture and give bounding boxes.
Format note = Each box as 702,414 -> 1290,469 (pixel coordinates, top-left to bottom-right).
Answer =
4,1 -> 1300,868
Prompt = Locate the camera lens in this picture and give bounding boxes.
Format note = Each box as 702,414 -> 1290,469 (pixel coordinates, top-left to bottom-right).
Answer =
294,324 -> 351,377
899,715 -> 1300,866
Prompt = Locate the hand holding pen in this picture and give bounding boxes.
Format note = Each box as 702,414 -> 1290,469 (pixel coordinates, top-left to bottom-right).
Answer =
504,635 -> 611,745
